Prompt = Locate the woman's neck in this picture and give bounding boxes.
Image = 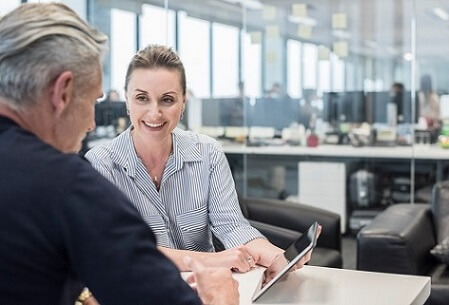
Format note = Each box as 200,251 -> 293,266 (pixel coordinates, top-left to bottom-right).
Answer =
131,131 -> 173,164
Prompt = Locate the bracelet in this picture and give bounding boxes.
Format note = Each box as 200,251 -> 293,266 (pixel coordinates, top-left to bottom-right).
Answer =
75,288 -> 92,305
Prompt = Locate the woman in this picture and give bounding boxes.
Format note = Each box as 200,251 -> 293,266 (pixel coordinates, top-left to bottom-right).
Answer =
86,45 -> 315,272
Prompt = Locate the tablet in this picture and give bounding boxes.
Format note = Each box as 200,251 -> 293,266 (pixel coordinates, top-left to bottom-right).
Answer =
251,221 -> 319,302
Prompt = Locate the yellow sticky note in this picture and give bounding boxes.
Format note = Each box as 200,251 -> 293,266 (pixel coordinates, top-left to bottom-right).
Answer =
250,32 -> 262,44
292,4 -> 307,17
333,41 -> 348,57
318,46 -> 330,60
297,25 -> 312,39
262,5 -> 277,21
265,25 -> 279,38
265,51 -> 277,63
332,13 -> 347,29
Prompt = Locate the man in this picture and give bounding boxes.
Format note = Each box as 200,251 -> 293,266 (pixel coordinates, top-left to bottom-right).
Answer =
0,3 -> 238,305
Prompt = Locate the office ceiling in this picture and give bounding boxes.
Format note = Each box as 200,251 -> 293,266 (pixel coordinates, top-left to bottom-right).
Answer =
164,0 -> 449,62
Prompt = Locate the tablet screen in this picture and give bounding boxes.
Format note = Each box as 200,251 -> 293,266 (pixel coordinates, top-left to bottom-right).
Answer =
251,222 -> 319,302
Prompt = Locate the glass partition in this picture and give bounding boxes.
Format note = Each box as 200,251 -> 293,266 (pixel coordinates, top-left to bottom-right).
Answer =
21,0 -> 448,230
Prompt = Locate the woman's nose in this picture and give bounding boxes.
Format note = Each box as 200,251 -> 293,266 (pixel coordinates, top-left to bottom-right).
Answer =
147,103 -> 162,118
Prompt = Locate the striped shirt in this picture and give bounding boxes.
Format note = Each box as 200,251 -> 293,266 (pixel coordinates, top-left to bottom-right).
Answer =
85,127 -> 264,252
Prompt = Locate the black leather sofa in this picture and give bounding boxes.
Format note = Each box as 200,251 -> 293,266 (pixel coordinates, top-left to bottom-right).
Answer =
239,197 -> 342,268
357,182 -> 449,305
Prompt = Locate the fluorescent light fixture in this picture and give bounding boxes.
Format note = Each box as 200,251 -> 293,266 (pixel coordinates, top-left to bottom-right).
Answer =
386,47 -> 398,55
433,7 -> 449,21
220,0 -> 263,10
332,29 -> 351,39
288,15 -> 317,27
403,52 -> 413,61
364,40 -> 377,48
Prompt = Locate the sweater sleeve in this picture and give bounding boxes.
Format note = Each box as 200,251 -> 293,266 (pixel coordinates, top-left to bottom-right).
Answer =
59,163 -> 201,305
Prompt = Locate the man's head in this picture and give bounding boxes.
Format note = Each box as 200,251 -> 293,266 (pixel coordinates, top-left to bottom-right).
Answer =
0,3 -> 108,152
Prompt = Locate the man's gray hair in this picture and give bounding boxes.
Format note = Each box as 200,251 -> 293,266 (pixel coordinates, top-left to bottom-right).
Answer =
0,3 -> 108,110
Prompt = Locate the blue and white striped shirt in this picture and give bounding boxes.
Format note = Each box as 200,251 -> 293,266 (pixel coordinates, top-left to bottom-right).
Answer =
85,127 -> 264,252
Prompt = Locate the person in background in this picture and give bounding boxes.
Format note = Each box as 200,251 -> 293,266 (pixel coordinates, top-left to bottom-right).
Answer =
390,82 -> 405,123
0,3 -> 238,305
419,74 -> 440,129
106,89 -> 121,101
86,45 -> 319,273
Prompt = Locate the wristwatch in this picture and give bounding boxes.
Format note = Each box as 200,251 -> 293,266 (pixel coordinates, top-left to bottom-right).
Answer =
75,288 -> 92,305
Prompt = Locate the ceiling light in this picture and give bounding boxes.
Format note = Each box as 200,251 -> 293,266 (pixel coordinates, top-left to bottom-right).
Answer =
220,0 -> 263,10
433,7 -> 449,21
332,29 -> 351,39
403,53 -> 413,61
288,15 -> 317,27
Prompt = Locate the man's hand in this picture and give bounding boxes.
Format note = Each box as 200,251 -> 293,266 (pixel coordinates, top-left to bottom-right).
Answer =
184,257 -> 239,305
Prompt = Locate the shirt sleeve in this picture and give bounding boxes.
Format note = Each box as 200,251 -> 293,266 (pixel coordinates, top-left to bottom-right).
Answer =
207,144 -> 265,248
59,163 -> 201,305
85,146 -> 116,183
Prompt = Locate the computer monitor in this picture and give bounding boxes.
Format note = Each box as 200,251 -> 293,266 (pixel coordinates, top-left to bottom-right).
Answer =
341,91 -> 366,123
366,91 -> 391,124
322,91 -> 366,124
251,97 -> 300,130
367,91 -> 418,124
95,101 -> 128,126
201,97 -> 245,127
322,92 -> 341,125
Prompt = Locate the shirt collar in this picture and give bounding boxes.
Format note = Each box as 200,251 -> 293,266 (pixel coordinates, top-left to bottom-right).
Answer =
110,127 -> 202,177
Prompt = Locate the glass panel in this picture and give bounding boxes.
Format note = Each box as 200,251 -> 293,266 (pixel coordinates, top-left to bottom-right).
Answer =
0,1 -> 20,15
212,22 -> 239,97
140,4 -> 175,49
110,8 -> 136,98
287,39 -> 302,99
242,31 -> 261,98
178,12 -> 210,98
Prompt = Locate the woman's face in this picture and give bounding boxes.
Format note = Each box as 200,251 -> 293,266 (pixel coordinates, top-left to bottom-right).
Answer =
126,68 -> 185,143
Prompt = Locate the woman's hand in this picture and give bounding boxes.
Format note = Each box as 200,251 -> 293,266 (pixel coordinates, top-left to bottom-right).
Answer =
202,245 -> 256,273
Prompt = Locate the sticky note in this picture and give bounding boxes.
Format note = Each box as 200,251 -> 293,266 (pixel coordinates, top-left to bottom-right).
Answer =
292,4 -> 307,17
297,25 -> 312,39
332,13 -> 347,29
266,25 -> 280,38
333,41 -> 348,57
263,5 -> 277,20
250,31 -> 262,44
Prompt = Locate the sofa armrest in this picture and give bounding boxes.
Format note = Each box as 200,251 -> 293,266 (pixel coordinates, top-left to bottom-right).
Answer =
248,219 -> 302,250
357,204 -> 437,275
240,197 -> 341,251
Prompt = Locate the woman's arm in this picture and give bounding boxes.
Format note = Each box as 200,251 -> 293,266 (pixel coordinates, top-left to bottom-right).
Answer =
158,245 -> 256,272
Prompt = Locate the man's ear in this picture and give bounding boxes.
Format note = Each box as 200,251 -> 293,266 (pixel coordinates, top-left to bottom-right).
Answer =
50,71 -> 74,116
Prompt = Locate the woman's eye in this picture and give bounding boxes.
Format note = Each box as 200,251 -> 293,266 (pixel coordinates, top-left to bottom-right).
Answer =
162,97 -> 175,104
136,96 -> 147,102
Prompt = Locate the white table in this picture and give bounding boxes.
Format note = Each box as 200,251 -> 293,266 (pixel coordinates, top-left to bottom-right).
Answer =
221,142 -> 449,161
219,265 -> 429,305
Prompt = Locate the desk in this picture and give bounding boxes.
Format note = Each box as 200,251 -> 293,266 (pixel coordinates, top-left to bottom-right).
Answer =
206,265 -> 430,305
221,143 -> 449,161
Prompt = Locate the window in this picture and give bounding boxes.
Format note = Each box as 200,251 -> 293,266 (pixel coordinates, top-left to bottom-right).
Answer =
111,8 -> 136,96
212,23 -> 239,97
287,39 -> 302,98
331,53 -> 345,91
318,59 -> 330,95
178,12 -> 210,98
139,4 -> 175,49
242,32 -> 261,97
303,43 -> 318,89
0,1 -> 20,15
